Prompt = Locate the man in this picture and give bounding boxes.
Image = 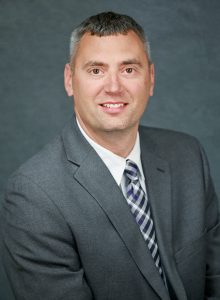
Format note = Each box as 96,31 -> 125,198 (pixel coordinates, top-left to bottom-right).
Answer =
1,11 -> 220,300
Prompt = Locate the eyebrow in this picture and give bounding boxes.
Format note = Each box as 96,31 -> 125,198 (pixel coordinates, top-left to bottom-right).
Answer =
121,59 -> 143,67
83,59 -> 143,69
83,61 -> 107,69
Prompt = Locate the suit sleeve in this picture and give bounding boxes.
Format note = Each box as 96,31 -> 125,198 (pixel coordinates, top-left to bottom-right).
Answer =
1,173 -> 93,300
200,145 -> 220,299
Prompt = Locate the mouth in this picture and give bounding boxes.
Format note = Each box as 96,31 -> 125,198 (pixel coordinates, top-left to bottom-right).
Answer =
99,102 -> 128,114
101,103 -> 125,108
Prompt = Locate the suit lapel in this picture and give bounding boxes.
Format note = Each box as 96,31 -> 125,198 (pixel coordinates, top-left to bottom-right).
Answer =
140,132 -> 187,300
74,148 -> 170,300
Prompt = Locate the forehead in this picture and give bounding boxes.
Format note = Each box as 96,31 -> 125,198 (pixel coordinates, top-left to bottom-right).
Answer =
73,31 -> 148,64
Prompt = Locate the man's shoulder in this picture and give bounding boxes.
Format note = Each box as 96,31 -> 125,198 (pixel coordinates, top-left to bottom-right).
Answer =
140,125 -> 198,143
8,134 -> 66,186
139,125 -> 202,159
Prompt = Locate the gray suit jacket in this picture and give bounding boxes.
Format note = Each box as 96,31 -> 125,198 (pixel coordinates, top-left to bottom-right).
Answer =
1,117 -> 220,300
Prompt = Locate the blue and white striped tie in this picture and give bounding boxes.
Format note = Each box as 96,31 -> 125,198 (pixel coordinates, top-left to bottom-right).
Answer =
124,159 -> 165,282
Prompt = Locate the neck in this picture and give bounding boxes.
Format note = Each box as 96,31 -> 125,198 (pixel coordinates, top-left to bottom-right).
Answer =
77,120 -> 138,158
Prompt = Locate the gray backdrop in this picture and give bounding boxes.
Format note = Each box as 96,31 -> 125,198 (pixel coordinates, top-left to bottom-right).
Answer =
0,1 -> 219,299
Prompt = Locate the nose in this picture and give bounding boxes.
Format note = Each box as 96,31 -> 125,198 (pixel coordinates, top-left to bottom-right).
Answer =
104,73 -> 122,94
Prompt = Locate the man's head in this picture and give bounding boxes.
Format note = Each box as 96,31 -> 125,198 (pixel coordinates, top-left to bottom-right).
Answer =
64,12 -> 155,148
69,11 -> 152,65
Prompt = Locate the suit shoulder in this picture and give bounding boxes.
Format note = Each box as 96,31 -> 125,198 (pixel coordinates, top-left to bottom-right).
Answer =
140,125 -> 199,143
8,134 -> 66,185
139,125 -> 202,158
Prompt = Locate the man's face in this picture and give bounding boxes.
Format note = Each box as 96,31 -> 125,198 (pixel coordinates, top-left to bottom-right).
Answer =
64,30 -> 154,139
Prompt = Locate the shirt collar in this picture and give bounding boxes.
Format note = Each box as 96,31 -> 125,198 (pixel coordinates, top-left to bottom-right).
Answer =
76,118 -> 144,186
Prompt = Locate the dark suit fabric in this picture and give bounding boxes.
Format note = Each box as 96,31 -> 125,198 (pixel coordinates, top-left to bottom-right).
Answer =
1,117 -> 220,300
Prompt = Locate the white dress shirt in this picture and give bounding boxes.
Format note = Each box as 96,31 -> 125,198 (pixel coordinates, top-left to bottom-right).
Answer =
76,118 -> 147,196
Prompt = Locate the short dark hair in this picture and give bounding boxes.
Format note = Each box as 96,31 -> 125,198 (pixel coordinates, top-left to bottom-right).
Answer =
69,11 -> 151,63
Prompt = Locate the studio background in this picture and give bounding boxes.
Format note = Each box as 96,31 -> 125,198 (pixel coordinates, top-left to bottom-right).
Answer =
0,1 -> 219,299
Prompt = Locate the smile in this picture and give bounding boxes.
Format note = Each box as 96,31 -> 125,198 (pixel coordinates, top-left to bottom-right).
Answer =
101,103 -> 125,108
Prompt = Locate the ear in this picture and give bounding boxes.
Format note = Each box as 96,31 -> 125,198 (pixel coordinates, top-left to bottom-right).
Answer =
64,63 -> 73,96
149,63 -> 155,96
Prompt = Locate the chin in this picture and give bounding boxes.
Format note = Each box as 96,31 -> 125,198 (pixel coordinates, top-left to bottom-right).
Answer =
101,123 -> 133,133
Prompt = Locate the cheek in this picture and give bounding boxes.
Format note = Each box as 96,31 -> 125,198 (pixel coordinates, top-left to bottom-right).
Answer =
128,80 -> 148,98
73,77 -> 102,99
133,81 -> 150,111
73,77 -> 85,94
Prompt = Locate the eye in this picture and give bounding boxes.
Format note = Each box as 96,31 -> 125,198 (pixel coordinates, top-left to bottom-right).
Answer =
87,67 -> 104,77
91,68 -> 101,75
125,68 -> 133,74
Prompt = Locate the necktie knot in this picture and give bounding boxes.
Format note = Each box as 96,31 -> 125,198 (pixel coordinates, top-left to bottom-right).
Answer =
124,159 -> 139,182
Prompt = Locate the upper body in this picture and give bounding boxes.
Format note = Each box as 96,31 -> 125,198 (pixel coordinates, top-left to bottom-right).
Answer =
1,11 -> 220,300
2,117 -> 220,299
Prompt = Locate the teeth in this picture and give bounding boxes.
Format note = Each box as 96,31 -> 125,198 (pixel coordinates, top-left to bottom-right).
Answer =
102,103 -> 124,108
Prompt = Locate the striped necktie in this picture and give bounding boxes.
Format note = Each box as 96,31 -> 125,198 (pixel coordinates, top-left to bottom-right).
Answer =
124,159 -> 166,282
